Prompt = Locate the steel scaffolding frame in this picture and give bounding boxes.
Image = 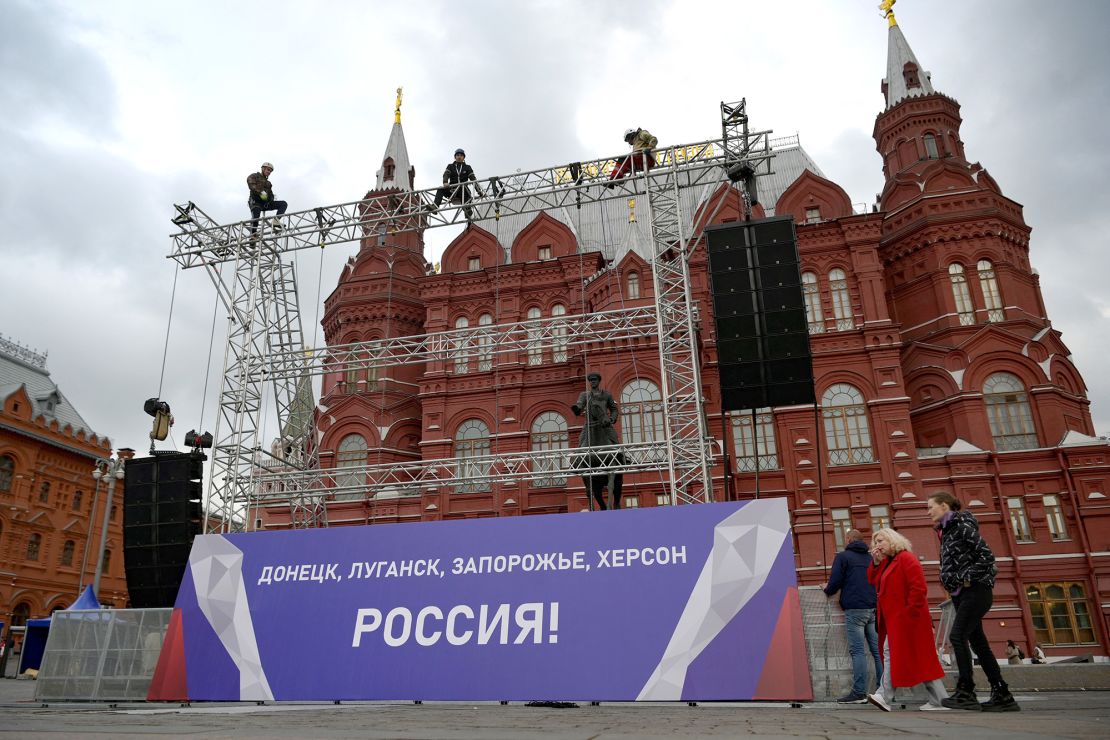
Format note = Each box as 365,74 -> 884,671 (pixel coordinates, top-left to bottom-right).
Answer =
170,101 -> 773,530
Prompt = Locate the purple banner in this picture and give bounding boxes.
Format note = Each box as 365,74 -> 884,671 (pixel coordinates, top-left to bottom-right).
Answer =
162,499 -> 811,702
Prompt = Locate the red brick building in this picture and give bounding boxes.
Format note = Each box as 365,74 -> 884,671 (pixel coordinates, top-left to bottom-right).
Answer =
0,335 -> 130,645
267,20 -> 1109,658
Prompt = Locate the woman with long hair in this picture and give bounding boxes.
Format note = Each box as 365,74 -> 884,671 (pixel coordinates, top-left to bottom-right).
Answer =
928,492 -> 1020,711
866,528 -> 949,711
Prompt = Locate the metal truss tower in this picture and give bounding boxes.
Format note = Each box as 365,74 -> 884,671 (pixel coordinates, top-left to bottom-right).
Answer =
168,101 -> 773,531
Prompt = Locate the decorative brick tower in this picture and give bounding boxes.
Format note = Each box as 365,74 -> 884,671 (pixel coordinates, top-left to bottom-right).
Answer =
317,90 -> 431,523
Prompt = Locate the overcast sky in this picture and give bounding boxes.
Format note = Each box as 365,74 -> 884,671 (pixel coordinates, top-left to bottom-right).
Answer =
2,0 -> 1108,457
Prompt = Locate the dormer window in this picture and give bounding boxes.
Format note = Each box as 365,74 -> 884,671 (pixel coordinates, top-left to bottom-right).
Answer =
902,61 -> 921,90
805,206 -> 822,224
38,392 -> 58,415
383,158 -> 395,180
537,245 -> 552,261
467,256 -> 481,271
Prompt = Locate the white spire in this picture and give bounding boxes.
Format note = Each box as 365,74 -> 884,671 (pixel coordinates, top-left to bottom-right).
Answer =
882,23 -> 934,109
374,87 -> 413,191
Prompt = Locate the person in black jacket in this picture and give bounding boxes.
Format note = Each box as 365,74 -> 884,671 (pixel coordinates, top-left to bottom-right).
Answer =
929,491 -> 1020,712
824,529 -> 884,703
430,148 -> 482,220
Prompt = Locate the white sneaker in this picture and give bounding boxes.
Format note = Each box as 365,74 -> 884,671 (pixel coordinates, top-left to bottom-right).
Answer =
867,692 -> 892,712
920,703 -> 951,711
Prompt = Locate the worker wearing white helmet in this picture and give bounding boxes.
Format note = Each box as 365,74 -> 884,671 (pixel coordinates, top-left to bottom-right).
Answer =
246,161 -> 289,237
608,128 -> 658,188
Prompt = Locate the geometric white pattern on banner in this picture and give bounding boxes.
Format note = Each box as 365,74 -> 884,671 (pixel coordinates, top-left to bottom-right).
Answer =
188,535 -> 274,700
637,499 -> 790,700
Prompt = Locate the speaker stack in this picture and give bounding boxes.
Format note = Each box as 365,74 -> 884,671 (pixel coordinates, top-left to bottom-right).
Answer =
706,216 -> 816,411
122,451 -> 205,608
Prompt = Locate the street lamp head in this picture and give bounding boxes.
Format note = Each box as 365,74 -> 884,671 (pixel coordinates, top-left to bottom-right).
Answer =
114,469 -> 125,480
91,469 -> 103,480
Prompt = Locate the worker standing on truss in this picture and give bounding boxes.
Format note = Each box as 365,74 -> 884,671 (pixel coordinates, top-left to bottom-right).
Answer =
607,128 -> 658,188
430,148 -> 483,220
247,162 -> 288,237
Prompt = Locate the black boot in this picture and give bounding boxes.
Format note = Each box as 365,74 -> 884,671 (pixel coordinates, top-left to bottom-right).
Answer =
980,682 -> 1020,712
941,679 -> 982,711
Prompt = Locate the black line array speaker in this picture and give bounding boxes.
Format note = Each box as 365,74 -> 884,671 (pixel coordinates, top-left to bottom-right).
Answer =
123,451 -> 205,608
706,216 -> 816,411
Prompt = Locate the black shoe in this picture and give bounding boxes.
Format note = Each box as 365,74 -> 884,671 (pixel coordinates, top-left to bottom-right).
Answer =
981,683 -> 1020,712
941,688 -> 982,711
836,693 -> 867,704
426,203 -> 439,213
605,182 -> 616,190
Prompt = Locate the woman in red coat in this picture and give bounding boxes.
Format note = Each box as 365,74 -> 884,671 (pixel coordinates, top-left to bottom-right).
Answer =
866,527 -> 950,711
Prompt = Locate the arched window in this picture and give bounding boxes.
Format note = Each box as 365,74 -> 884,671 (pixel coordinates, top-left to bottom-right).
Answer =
984,372 -> 1038,451
822,384 -> 875,465
730,408 -> 778,471
72,489 -> 83,511
454,316 -> 471,374
477,313 -> 493,371
829,268 -> 854,330
551,304 -> 568,362
383,157 -> 395,180
454,419 -> 491,493
802,272 -> 824,333
102,549 -> 112,574
39,481 -> 50,503
621,380 -> 665,462
531,412 -> 569,488
11,602 -> 30,628
26,532 -> 42,561
977,259 -> 1004,322
923,133 -> 940,159
0,455 -> 13,493
949,263 -> 975,325
60,539 -> 75,567
526,306 -> 543,365
626,271 -> 641,299
334,433 -> 368,498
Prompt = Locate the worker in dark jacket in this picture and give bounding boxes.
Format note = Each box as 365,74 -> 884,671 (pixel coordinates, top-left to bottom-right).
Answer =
246,161 -> 288,236
929,491 -> 1019,712
825,529 -> 884,703
431,148 -> 482,220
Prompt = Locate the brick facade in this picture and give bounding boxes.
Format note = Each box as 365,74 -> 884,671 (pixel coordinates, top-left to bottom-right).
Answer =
258,26 -> 1110,660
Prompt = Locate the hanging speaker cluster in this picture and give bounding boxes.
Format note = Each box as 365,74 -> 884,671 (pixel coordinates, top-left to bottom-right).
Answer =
706,216 -> 816,411
122,451 -> 205,608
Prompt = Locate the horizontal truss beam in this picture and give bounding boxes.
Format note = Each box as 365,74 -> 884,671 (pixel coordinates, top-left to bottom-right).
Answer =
168,135 -> 774,268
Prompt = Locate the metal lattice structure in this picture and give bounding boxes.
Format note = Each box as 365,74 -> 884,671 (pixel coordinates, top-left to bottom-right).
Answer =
169,101 -> 773,531
34,608 -> 173,702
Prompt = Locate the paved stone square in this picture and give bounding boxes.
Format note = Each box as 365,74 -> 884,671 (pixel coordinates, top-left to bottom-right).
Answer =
0,679 -> 1107,739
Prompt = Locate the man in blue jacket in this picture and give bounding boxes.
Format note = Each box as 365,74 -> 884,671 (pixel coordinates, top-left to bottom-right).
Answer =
824,529 -> 884,703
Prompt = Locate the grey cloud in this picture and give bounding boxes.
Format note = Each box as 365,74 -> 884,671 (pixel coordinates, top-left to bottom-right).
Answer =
0,0 -> 118,136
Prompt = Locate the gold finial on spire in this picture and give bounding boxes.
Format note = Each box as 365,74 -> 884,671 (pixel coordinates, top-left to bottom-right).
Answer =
394,87 -> 403,124
879,0 -> 898,27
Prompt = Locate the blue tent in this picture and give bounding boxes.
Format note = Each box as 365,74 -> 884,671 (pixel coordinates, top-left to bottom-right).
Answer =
19,585 -> 101,674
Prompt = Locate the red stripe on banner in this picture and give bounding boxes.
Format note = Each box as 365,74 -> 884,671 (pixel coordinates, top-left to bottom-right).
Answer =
753,586 -> 813,701
147,608 -> 189,701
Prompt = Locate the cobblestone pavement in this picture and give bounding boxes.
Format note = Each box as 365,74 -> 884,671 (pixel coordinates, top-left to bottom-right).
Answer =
0,680 -> 1107,739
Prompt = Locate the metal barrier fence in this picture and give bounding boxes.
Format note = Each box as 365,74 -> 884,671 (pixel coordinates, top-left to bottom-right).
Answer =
34,608 -> 173,702
800,587 -> 956,701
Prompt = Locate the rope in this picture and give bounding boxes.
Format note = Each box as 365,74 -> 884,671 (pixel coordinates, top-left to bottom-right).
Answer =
156,265 -> 180,399
197,261 -> 225,433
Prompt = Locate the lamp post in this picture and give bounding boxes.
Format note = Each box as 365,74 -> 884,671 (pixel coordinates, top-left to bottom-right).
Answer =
91,457 -> 125,599
76,473 -> 104,598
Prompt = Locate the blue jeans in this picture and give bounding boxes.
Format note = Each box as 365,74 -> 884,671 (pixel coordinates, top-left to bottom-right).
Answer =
844,608 -> 883,696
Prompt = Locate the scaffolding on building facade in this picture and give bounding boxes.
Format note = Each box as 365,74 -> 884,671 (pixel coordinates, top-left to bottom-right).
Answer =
168,100 -> 775,532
